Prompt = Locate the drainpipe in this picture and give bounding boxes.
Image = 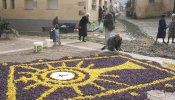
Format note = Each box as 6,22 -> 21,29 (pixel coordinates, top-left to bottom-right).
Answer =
173,0 -> 175,13
84,0 -> 87,14
0,10 -> 1,19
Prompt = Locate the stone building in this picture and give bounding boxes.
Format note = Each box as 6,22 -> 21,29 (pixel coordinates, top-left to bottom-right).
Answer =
0,0 -> 111,32
126,0 -> 174,18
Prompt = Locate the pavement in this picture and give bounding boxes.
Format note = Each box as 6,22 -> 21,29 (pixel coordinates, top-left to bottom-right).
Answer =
0,19 -> 175,99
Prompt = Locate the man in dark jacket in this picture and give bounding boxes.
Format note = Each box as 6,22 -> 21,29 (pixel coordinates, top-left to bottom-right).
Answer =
78,13 -> 89,42
101,34 -> 122,51
167,14 -> 175,43
103,11 -> 115,44
156,14 -> 166,43
98,6 -> 103,24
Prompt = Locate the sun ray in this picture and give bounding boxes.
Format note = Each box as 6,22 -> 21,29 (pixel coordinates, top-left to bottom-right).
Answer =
46,63 -> 54,70
36,87 -> 58,100
99,74 -> 120,78
97,79 -> 130,86
73,86 -> 84,96
15,76 -> 34,83
24,83 -> 41,90
88,61 -> 146,75
18,72 -> 35,75
89,82 -> 105,90
61,62 -> 67,68
76,61 -> 84,68
18,65 -> 41,72
7,66 -> 16,100
86,64 -> 94,69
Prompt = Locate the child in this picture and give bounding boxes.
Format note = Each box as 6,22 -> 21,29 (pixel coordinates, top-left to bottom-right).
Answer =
53,24 -> 61,45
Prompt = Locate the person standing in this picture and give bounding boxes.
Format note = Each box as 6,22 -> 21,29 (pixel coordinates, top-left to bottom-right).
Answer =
0,17 -> 2,38
156,15 -> 166,43
103,11 -> 115,44
102,6 -> 107,19
98,6 -> 103,24
109,4 -> 115,22
167,14 -> 175,43
52,16 -> 61,45
78,13 -> 89,42
53,24 -> 61,45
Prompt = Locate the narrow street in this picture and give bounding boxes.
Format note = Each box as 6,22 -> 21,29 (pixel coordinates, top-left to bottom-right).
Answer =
114,13 -> 175,59
58,15 -> 175,59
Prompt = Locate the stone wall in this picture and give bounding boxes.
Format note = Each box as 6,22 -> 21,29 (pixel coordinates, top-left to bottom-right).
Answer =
135,0 -> 173,18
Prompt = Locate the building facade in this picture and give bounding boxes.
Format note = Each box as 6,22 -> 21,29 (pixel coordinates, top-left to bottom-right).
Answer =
0,0 -> 111,32
126,0 -> 174,18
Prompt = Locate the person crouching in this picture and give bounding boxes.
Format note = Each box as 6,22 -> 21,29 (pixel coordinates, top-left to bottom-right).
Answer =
101,34 -> 122,51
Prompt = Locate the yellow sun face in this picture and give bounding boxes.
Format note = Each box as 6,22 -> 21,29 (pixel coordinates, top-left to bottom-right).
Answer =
7,55 -> 175,100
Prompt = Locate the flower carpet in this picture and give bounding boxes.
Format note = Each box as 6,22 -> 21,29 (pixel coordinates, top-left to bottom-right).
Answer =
1,53 -> 175,100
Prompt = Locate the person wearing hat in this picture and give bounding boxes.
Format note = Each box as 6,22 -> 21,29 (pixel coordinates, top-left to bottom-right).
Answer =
167,14 -> 175,43
156,14 -> 166,43
101,34 -> 122,51
78,13 -> 89,42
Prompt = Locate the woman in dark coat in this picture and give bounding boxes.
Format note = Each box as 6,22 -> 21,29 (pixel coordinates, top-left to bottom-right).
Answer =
167,14 -> 175,43
156,15 -> 166,43
78,14 -> 89,42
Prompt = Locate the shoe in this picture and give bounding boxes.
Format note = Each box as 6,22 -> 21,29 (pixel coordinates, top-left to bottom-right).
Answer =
54,42 -> 59,46
167,41 -> 169,43
101,46 -> 106,50
82,40 -> 86,42
172,42 -> 175,43
163,41 -> 166,43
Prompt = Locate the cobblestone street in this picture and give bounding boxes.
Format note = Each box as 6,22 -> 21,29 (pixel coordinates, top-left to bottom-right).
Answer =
119,13 -> 172,43
116,13 -> 175,59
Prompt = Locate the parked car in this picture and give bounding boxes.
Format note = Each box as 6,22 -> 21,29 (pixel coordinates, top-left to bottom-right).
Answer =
59,23 -> 76,33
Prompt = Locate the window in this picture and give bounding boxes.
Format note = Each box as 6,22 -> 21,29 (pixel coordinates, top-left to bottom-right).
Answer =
92,0 -> 97,10
10,0 -> 15,9
2,0 -> 7,9
79,10 -> 85,16
47,0 -> 58,10
25,0 -> 34,10
149,0 -> 155,3
78,1 -> 85,6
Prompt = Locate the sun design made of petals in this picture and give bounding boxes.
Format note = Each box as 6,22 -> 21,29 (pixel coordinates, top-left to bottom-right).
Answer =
7,55 -> 175,100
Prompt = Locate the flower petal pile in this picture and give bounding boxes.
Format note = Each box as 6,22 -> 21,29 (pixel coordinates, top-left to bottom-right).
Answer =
1,53 -> 175,100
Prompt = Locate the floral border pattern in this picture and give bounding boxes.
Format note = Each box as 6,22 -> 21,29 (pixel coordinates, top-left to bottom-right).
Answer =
1,53 -> 175,100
